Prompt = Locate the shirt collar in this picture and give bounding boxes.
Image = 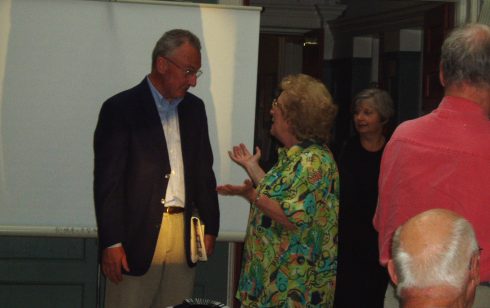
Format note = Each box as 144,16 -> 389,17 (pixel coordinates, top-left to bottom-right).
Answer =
277,141 -> 316,162
146,76 -> 183,109
434,96 -> 490,124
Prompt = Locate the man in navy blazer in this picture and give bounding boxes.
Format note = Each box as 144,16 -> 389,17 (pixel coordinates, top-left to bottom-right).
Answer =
94,29 -> 219,308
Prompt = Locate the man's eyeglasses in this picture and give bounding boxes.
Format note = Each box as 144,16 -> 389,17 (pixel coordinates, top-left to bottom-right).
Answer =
272,98 -> 278,108
164,57 -> 203,78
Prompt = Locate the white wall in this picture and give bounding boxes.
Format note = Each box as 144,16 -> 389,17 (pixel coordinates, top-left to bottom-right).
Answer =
0,0 -> 260,239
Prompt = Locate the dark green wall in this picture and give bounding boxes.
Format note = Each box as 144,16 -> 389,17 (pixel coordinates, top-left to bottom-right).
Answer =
0,237 -> 229,307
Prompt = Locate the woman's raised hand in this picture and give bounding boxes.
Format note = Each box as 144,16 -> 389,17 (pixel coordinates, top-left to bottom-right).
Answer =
228,143 -> 265,185
228,143 -> 261,169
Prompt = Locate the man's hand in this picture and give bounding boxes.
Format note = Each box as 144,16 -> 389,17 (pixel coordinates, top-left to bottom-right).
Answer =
101,246 -> 130,284
204,234 -> 216,257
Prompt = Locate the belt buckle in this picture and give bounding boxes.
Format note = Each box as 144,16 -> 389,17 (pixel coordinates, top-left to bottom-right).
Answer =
164,206 -> 184,214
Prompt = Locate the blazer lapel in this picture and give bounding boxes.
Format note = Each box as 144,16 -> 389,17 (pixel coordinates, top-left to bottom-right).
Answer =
135,79 -> 169,167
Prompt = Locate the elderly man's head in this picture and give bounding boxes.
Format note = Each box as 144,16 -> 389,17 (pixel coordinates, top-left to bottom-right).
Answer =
439,23 -> 490,118
388,209 -> 480,307
440,23 -> 490,89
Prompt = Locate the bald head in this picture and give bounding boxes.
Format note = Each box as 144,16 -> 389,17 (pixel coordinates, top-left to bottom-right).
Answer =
389,209 -> 480,299
399,209 -> 459,263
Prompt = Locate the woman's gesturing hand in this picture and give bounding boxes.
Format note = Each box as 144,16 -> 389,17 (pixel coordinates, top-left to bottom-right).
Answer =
228,144 -> 265,185
228,143 -> 260,168
216,179 -> 255,202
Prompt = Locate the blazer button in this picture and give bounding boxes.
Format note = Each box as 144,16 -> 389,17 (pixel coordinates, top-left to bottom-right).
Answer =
155,224 -> 161,229
164,173 -> 170,179
161,198 -> 165,205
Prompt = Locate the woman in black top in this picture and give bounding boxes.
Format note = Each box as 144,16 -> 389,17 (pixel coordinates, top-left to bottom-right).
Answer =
334,88 -> 395,308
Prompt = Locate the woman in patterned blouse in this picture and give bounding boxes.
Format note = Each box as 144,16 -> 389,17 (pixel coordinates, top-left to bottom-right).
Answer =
217,74 -> 340,307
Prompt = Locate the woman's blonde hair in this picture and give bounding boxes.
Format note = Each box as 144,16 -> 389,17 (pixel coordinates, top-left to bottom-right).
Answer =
279,74 -> 337,144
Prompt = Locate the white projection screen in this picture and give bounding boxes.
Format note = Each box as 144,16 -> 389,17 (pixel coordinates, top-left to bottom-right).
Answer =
0,0 -> 260,240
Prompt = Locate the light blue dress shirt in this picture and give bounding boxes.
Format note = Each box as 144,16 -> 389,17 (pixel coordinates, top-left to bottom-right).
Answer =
147,77 -> 186,208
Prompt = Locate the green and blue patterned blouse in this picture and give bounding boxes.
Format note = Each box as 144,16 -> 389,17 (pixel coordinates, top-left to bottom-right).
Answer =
237,142 -> 339,308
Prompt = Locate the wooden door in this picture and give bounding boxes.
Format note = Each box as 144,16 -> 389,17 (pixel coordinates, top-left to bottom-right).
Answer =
302,28 -> 324,80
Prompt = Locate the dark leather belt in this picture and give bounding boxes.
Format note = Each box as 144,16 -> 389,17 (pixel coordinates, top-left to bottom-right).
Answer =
163,206 -> 185,214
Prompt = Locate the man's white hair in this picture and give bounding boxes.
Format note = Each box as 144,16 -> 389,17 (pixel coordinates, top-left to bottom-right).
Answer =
392,213 -> 479,296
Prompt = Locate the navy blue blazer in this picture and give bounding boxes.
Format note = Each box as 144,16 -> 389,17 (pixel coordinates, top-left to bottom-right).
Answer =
94,79 -> 219,275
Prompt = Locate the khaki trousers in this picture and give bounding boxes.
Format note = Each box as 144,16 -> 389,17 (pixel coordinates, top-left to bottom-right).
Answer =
104,212 -> 195,308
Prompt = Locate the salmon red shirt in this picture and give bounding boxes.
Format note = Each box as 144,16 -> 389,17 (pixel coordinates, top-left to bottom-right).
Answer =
374,96 -> 490,282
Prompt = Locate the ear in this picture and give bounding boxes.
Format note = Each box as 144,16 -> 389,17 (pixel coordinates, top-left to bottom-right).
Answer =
387,259 -> 399,285
439,63 -> 445,87
156,56 -> 168,74
469,253 -> 480,284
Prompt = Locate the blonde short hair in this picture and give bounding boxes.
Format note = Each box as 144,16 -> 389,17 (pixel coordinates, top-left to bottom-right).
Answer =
279,74 -> 337,144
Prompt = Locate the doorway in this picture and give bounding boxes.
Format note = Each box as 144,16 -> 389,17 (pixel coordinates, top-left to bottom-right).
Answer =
254,30 -> 324,170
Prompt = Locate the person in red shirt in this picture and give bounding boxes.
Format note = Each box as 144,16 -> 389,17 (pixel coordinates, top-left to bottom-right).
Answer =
374,22 -> 490,286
